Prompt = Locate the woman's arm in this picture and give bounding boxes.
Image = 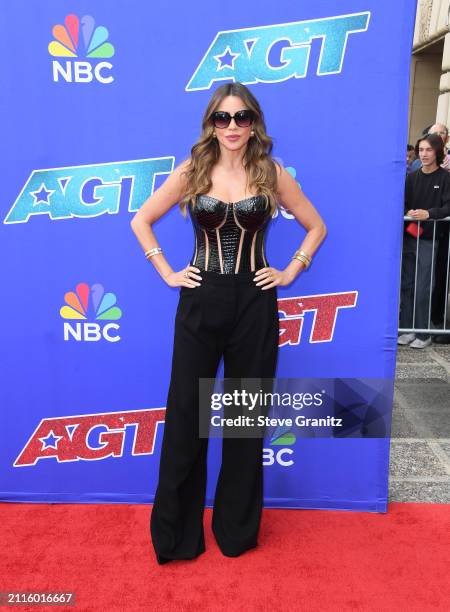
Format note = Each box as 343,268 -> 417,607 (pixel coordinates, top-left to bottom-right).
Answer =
275,164 -> 327,282
130,158 -> 201,288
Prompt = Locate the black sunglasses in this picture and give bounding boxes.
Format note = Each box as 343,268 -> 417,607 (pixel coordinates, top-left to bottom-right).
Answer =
210,109 -> 256,128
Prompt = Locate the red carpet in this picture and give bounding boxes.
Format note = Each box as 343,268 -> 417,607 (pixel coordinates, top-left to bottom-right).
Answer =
1,502 -> 449,611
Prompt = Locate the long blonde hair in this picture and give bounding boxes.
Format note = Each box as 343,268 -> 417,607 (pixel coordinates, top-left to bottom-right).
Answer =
179,82 -> 281,218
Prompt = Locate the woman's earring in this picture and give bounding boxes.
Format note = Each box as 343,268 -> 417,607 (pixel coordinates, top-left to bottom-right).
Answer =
213,132 -> 217,138
251,130 -> 255,136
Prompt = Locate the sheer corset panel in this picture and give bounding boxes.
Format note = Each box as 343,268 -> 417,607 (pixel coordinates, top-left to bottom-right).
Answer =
187,194 -> 273,274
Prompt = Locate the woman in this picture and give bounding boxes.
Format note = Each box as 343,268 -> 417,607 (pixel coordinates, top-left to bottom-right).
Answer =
130,82 -> 327,564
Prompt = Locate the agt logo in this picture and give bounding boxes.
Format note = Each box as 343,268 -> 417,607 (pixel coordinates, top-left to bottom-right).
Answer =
49,14 -> 115,84
14,407 -> 292,467
3,157 -> 174,224
186,11 -> 370,91
14,409 -> 165,466
61,282 -> 122,342
278,291 -> 358,345
3,157 -> 295,225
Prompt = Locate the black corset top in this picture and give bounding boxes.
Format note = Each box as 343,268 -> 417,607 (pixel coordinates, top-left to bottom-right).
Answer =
188,194 -> 272,274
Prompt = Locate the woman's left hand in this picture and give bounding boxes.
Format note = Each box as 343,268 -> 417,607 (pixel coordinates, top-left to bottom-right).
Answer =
253,267 -> 295,290
407,208 -> 430,220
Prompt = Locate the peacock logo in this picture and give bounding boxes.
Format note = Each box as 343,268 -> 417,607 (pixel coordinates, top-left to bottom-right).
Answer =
270,429 -> 296,446
49,14 -> 114,58
263,425 -> 296,467
60,282 -> 122,320
60,283 -> 122,342
49,15 -> 115,84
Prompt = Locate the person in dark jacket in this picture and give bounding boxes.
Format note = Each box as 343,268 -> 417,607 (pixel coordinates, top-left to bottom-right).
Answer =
407,144 -> 416,174
398,133 -> 450,348
427,125 -> 450,343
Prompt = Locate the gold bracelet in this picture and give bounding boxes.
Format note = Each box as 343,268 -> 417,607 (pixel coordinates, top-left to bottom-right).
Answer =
293,254 -> 309,265
292,254 -> 310,269
294,249 -> 312,264
145,247 -> 163,259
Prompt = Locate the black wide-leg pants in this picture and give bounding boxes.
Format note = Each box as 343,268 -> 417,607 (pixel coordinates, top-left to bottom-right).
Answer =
150,270 -> 280,563
399,234 -> 438,340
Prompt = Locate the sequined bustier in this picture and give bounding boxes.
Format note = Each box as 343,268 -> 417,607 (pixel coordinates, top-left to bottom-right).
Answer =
188,194 -> 272,274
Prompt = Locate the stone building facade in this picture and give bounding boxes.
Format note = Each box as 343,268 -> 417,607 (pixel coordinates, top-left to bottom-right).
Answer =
409,0 -> 450,143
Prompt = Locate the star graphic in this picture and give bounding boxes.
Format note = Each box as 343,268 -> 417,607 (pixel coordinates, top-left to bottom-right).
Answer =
39,430 -> 63,450
30,183 -> 55,205
214,47 -> 240,70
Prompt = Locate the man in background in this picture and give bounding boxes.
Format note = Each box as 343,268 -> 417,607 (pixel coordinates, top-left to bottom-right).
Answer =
429,123 -> 450,169
428,124 -> 450,343
407,144 -> 416,174
399,133 -> 450,348
409,124 -> 450,172
407,124 -> 450,343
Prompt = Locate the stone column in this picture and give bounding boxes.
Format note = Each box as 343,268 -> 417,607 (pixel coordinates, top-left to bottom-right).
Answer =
438,32 -> 450,125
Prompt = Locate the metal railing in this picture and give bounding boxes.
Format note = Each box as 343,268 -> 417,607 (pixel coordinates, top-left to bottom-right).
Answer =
398,217 -> 450,335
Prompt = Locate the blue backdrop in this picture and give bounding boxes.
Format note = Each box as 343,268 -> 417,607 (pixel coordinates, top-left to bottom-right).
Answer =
0,0 -> 417,511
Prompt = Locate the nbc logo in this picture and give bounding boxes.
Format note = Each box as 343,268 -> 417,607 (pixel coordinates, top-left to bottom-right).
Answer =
48,14 -> 115,84
263,428 -> 296,467
60,283 -> 122,342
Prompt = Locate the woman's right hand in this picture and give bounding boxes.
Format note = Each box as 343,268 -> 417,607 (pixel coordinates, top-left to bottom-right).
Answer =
164,265 -> 202,288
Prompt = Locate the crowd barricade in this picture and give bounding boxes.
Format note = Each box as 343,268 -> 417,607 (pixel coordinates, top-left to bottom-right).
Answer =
399,217 -> 450,336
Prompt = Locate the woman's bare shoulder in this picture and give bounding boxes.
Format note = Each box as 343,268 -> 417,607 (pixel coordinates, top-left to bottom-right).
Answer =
176,157 -> 192,173
171,157 -> 193,194
130,157 -> 193,225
